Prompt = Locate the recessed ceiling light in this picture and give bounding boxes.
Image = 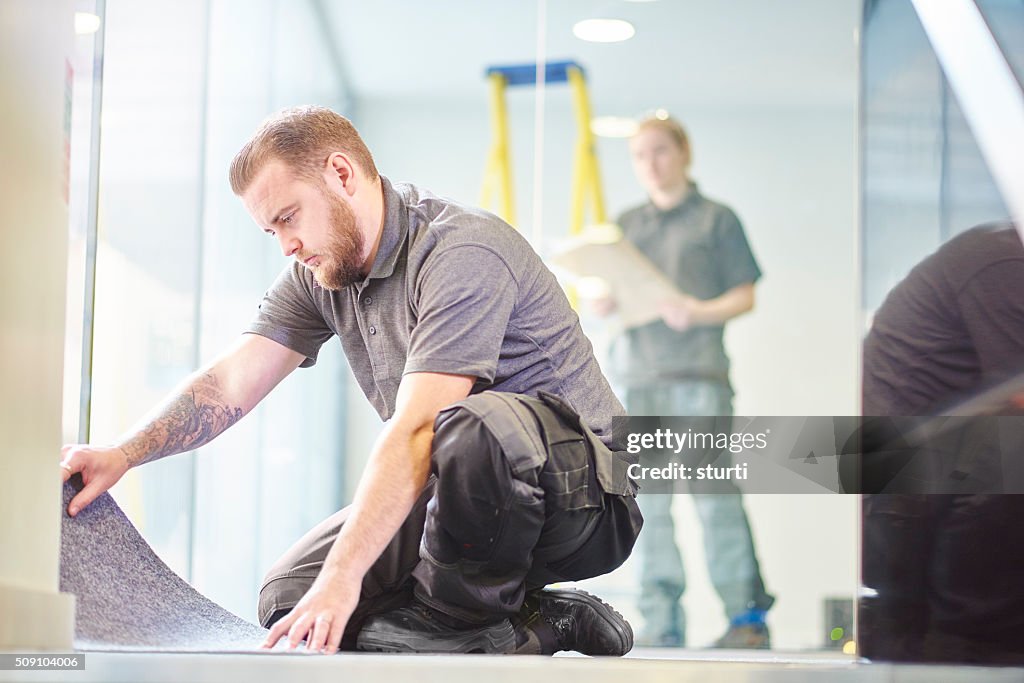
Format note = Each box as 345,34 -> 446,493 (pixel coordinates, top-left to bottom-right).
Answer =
74,12 -> 101,35
572,18 -> 635,43
591,116 -> 639,138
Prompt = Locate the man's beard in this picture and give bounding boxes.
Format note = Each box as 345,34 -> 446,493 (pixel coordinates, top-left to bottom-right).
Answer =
308,186 -> 365,291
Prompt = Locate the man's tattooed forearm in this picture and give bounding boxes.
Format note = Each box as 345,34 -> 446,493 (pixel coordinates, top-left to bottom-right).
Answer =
119,372 -> 245,466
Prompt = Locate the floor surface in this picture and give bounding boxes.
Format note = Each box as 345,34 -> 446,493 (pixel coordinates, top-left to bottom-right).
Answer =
3,648 -> 1024,683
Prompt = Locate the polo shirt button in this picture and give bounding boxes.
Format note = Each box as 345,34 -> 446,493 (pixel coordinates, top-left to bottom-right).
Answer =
364,296 -> 372,305
369,326 -> 377,335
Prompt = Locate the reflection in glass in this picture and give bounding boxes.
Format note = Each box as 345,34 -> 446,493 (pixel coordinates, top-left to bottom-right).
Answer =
977,0 -> 1024,88
861,223 -> 1024,664
861,0 -> 1024,665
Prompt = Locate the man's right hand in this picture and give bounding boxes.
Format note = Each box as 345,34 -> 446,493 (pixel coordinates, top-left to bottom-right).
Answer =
60,445 -> 131,517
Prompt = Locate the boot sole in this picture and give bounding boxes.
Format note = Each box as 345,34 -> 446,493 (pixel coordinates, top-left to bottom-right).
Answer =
356,619 -> 516,654
539,589 -> 634,656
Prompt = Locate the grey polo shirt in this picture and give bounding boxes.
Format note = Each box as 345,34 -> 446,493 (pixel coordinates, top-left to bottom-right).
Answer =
246,177 -> 624,446
610,182 -> 762,389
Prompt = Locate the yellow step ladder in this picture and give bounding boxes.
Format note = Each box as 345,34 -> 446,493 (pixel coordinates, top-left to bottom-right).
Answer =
480,60 -> 606,237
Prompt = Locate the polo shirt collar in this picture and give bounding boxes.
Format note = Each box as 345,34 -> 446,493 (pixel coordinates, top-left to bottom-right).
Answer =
364,175 -> 407,282
643,180 -> 701,218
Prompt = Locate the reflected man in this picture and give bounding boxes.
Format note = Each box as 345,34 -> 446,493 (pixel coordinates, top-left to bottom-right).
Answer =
861,221 -> 1024,663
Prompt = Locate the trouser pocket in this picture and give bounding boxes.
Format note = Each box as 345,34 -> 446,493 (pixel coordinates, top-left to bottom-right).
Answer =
546,493 -> 644,582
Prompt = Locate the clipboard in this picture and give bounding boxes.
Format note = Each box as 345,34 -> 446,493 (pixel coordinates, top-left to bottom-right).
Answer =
548,223 -> 683,329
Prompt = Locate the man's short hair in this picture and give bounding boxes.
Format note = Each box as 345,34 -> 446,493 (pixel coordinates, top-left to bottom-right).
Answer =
229,105 -> 379,195
636,113 -> 692,166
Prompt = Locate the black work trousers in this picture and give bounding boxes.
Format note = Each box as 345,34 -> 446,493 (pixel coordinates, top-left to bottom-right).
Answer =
257,391 -> 642,648
861,494 -> 1024,664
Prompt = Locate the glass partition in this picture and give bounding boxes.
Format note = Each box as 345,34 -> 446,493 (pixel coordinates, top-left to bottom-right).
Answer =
345,0 -> 862,652
73,0 -> 866,648
86,0 -> 349,621
860,0 -> 1023,665
553,1 -> 862,652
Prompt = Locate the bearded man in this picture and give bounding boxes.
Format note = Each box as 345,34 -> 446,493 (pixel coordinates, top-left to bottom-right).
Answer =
60,106 -> 642,656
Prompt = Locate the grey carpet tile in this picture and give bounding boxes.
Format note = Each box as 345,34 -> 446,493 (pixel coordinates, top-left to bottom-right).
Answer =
60,477 -> 271,652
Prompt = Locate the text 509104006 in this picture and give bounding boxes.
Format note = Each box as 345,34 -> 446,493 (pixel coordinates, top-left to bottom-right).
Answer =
0,654 -> 85,670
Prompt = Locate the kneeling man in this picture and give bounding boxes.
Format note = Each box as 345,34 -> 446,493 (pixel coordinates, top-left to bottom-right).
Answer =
61,106 -> 642,655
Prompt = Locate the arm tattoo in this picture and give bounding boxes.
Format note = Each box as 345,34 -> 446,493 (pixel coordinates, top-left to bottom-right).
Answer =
118,371 -> 245,466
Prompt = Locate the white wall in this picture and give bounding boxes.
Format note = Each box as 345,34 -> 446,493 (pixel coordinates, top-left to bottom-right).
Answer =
0,0 -> 77,650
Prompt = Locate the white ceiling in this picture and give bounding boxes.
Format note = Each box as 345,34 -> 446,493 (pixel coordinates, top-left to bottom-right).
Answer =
322,0 -> 861,112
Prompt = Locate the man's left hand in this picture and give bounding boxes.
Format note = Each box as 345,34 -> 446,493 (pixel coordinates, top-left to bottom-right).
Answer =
261,569 -> 361,653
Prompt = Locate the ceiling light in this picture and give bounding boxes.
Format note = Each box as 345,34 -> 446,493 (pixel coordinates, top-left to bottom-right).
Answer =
74,12 -> 101,35
591,116 -> 639,138
572,18 -> 635,43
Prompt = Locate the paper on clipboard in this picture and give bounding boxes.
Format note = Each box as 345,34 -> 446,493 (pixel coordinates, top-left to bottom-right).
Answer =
549,223 -> 683,329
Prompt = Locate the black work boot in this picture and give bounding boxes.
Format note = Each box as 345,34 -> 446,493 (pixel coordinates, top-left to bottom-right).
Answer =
356,599 -> 516,654
513,588 -> 634,656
